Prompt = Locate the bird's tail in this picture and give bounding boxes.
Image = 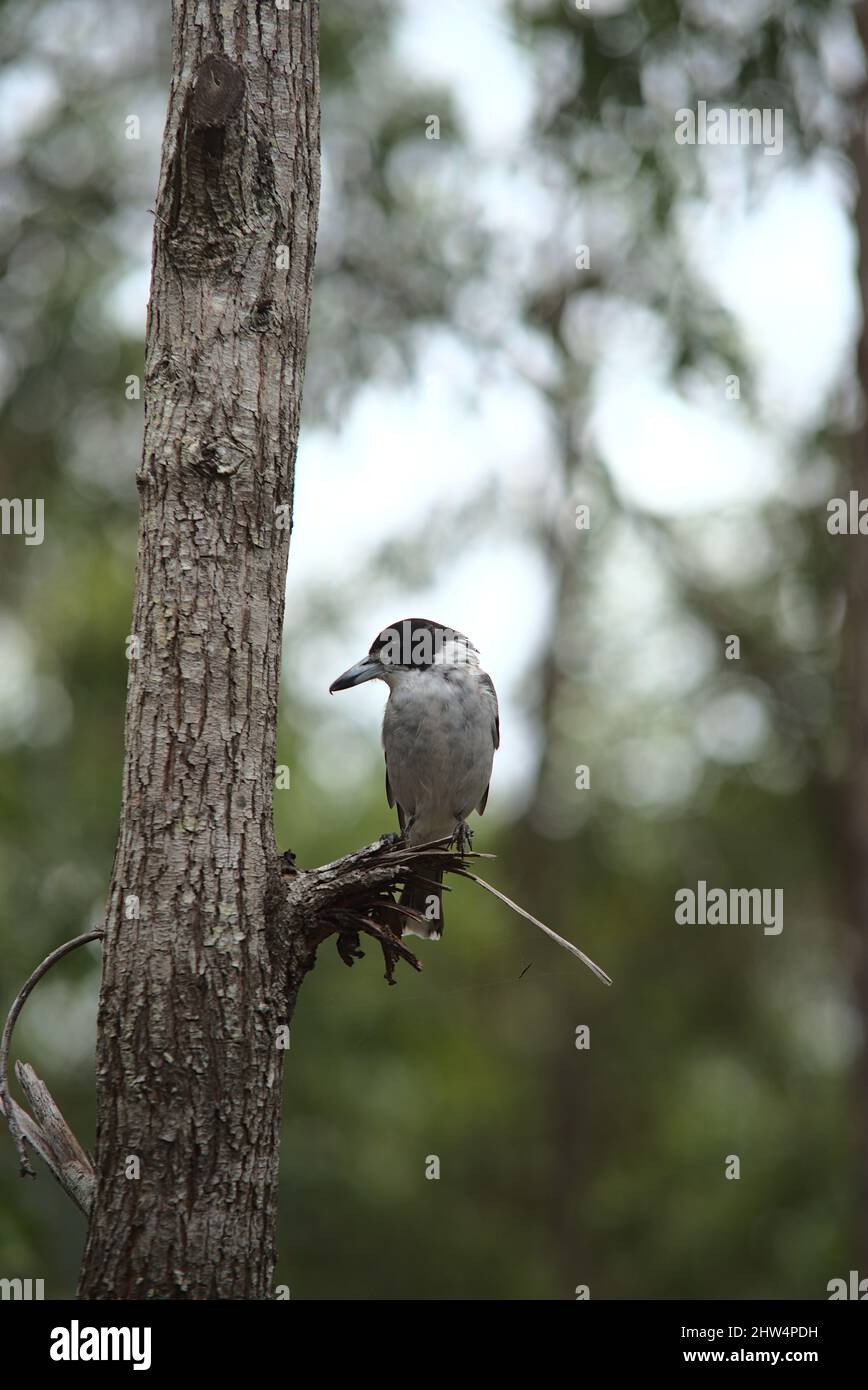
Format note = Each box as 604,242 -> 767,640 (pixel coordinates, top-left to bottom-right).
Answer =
399,870 -> 444,939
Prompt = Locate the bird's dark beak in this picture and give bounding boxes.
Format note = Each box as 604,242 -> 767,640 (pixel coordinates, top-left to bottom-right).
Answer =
329,655 -> 384,693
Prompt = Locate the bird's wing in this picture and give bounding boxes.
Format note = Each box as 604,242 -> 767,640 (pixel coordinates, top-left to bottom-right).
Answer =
476,671 -> 500,815
385,762 -> 407,831
479,671 -> 500,749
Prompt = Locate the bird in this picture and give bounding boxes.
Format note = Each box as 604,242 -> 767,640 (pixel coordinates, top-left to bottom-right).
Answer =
329,617 -> 499,939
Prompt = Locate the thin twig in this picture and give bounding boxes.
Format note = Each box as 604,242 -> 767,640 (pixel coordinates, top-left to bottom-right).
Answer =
455,870 -> 613,986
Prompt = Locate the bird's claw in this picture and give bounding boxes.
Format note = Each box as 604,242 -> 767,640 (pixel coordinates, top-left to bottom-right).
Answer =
451,821 -> 474,854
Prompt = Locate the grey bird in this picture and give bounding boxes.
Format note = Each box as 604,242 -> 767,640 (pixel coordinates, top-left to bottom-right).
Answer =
329,617 -> 500,938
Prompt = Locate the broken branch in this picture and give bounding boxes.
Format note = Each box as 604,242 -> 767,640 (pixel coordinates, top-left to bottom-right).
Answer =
280,834 -> 612,987
0,928 -> 103,1211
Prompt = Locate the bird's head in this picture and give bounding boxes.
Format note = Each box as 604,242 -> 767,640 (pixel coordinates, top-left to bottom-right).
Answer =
329,617 -> 479,692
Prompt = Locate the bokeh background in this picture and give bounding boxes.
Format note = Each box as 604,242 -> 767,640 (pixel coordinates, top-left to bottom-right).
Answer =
1,0 -> 867,1299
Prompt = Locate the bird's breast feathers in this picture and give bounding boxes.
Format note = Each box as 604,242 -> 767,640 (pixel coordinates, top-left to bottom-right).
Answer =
382,665 -> 498,841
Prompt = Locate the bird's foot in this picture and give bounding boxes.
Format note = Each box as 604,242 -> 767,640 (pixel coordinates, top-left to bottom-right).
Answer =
451,820 -> 474,854
378,831 -> 402,847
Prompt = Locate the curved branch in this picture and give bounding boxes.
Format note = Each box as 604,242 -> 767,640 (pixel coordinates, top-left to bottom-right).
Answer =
0,929 -> 103,1211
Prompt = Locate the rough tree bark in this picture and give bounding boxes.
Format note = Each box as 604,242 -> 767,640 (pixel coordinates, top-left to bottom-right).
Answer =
78,1 -> 321,1299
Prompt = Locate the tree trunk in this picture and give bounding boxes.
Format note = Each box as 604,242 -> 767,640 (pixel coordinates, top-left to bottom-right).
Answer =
79,1 -> 320,1299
